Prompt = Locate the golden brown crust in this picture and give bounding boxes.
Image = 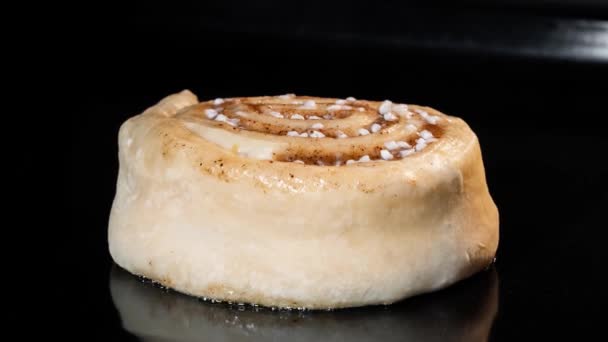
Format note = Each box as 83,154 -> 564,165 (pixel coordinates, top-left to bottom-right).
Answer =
108,90 -> 499,309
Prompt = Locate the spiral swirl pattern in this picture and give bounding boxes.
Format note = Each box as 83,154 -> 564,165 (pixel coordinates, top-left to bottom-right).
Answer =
177,94 -> 444,166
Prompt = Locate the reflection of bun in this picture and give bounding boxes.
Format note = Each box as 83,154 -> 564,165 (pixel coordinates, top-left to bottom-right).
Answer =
110,266 -> 498,342
109,90 -> 499,309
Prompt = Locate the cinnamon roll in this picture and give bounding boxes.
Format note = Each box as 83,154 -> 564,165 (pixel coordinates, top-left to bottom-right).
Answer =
108,90 -> 499,309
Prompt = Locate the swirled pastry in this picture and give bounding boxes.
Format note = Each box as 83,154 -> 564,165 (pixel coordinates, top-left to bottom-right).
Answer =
109,90 -> 499,309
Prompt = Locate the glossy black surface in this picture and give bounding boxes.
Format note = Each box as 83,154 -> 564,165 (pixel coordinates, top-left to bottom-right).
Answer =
133,1 -> 608,62
69,2 -> 607,340
110,266 -> 498,342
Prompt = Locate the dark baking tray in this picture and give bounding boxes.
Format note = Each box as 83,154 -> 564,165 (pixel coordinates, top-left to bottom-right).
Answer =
110,265 -> 498,342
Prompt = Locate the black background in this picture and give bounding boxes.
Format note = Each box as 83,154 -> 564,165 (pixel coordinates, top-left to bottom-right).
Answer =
69,1 -> 607,340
